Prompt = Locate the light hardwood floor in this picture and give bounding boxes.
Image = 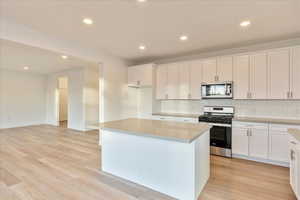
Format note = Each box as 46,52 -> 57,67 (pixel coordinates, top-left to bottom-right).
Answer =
0,125 -> 297,200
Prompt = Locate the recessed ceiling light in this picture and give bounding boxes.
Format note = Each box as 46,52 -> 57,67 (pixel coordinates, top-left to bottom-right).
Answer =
240,20 -> 251,27
61,55 -> 68,59
83,18 -> 93,25
139,45 -> 146,51
180,35 -> 189,41
23,66 -> 29,70
137,0 -> 147,2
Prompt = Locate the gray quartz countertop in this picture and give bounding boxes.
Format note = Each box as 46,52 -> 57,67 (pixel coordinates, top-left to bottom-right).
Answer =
233,117 -> 300,125
98,118 -> 210,143
288,129 -> 300,143
152,112 -> 200,119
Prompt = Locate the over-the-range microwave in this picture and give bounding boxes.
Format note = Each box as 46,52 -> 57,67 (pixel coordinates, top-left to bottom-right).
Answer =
201,82 -> 233,99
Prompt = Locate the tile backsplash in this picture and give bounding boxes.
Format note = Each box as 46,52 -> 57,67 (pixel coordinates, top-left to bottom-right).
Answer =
161,100 -> 300,119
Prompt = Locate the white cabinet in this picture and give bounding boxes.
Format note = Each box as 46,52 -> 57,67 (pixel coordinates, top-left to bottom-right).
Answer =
250,52 -> 268,99
156,64 -> 168,99
291,46 -> 300,99
232,126 -> 249,156
178,62 -> 190,99
202,59 -> 217,83
249,126 -> 269,159
268,49 -> 290,99
290,135 -> 300,199
167,63 -> 179,99
232,122 -> 269,159
268,124 -> 290,163
190,60 -> 202,99
233,55 -> 250,99
217,56 -> 233,82
128,64 -> 153,87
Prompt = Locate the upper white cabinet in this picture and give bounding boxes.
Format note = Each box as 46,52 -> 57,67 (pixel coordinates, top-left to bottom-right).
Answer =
291,46 -> 300,99
268,49 -> 290,99
190,60 -> 203,99
178,62 -> 191,99
233,55 -> 250,99
156,64 -> 168,99
155,46 -> 298,101
128,64 -> 154,87
249,52 -> 268,99
217,56 -> 233,82
167,63 -> 180,99
202,59 -> 217,83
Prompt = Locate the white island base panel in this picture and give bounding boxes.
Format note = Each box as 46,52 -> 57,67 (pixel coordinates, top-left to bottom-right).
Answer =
101,130 -> 210,200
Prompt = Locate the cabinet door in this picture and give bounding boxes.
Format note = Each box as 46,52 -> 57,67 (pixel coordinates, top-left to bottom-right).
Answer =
250,53 -> 268,99
202,59 -> 217,83
249,128 -> 269,159
296,147 -> 300,199
167,63 -> 179,99
178,62 -> 190,99
232,127 -> 249,156
156,65 -> 168,99
291,46 -> 300,99
140,64 -> 153,86
268,49 -> 290,99
128,66 -> 138,86
217,56 -> 233,82
290,142 -> 299,196
190,60 -> 203,99
269,130 -> 289,162
233,55 -> 250,99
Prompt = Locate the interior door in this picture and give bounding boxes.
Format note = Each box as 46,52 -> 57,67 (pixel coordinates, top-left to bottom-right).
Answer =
190,60 -> 202,99
248,127 -> 269,159
232,127 -> 249,156
291,46 -> 300,99
202,59 -> 217,83
178,62 -> 190,99
233,55 -> 250,99
268,49 -> 290,99
156,65 -> 168,99
250,52 -> 268,99
167,63 -> 179,99
217,56 -> 233,82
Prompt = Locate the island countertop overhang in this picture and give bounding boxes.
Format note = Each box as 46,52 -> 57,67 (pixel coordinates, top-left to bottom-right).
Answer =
97,118 -> 211,143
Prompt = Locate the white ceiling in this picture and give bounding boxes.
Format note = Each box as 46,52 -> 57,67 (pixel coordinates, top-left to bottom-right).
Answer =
1,0 -> 300,63
0,39 -> 96,74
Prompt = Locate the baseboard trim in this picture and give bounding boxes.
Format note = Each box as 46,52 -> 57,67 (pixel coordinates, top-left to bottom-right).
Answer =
232,154 -> 289,167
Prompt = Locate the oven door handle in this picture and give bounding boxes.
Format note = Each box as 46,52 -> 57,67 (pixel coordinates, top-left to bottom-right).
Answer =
208,123 -> 232,127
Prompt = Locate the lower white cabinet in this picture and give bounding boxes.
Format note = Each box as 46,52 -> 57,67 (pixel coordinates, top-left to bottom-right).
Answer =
232,122 -> 298,166
290,135 -> 300,199
232,122 -> 268,159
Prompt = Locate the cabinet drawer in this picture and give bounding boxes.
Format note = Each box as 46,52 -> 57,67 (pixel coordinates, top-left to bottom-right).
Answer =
233,121 -> 268,129
269,124 -> 300,133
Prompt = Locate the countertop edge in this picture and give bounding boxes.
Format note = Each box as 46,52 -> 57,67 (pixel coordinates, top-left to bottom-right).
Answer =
152,113 -> 200,119
233,117 -> 300,126
100,126 -> 211,144
288,128 -> 300,143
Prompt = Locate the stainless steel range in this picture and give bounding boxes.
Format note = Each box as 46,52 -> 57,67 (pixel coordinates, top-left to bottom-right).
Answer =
198,106 -> 234,158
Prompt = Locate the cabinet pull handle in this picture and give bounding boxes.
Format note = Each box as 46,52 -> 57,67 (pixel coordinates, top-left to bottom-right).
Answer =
291,92 -> 293,99
291,150 -> 295,160
287,91 -> 290,99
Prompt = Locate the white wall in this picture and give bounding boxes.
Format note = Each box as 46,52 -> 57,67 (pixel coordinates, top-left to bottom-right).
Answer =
83,66 -> 99,128
0,69 -> 47,129
1,19 -> 130,125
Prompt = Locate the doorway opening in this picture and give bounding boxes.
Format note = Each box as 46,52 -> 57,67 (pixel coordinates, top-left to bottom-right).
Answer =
57,77 -> 68,128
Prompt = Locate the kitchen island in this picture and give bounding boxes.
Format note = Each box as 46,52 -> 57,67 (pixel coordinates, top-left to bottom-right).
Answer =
99,118 -> 211,200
